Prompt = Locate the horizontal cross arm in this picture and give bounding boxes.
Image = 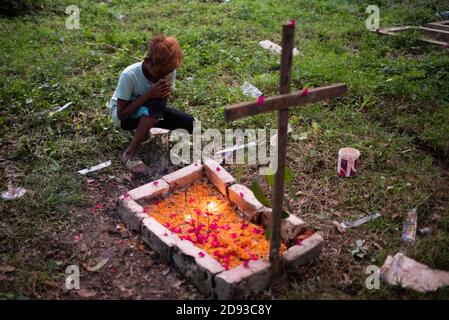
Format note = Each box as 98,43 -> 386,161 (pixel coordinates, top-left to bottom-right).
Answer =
224,83 -> 347,122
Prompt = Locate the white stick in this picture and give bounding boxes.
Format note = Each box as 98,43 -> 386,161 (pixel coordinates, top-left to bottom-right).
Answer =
78,160 -> 112,175
215,141 -> 257,155
341,211 -> 381,228
53,102 -> 74,114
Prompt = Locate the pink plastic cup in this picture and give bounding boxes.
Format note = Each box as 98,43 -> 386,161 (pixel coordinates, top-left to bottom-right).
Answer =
337,147 -> 360,177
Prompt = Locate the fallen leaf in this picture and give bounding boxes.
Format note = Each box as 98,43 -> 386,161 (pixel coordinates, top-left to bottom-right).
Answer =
0,274 -> 15,281
332,220 -> 346,233
86,258 -> 109,272
0,265 -> 16,273
76,288 -> 97,298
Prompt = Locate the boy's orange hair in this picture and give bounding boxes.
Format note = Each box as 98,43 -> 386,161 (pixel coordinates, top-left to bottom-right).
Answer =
147,35 -> 183,76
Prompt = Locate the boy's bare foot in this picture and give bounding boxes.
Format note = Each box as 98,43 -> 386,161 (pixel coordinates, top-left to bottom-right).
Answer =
119,152 -> 150,174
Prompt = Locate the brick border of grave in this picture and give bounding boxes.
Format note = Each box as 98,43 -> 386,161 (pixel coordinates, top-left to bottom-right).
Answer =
117,158 -> 323,298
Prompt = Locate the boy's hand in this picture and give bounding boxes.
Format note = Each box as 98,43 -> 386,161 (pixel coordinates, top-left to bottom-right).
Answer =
147,80 -> 171,99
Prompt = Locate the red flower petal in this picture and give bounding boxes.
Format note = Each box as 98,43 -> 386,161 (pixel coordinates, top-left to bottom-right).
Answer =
152,181 -> 159,187
216,167 -> 221,172
239,192 -> 244,198
240,223 -> 249,230
289,18 -> 296,26
257,95 -> 264,105
243,260 -> 250,268
302,87 -> 309,96
198,252 -> 205,258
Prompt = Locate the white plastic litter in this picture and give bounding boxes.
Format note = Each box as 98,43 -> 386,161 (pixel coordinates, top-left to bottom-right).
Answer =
259,40 -> 299,56
402,207 -> 418,243
419,227 -> 431,235
215,141 -> 257,155
340,211 -> 381,229
1,182 -> 26,200
380,252 -> 449,292
240,82 -> 263,98
51,102 -> 74,115
78,160 -> 112,175
270,124 -> 293,147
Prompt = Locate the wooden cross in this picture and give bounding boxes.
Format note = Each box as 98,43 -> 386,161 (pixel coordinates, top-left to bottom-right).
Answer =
224,22 -> 347,274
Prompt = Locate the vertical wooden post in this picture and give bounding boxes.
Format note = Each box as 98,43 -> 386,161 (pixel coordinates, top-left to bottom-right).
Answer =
269,24 -> 295,274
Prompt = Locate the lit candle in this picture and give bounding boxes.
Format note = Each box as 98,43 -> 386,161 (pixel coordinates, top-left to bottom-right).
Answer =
207,201 -> 218,214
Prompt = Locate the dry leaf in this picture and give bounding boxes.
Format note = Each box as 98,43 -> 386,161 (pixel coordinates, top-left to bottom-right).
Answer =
0,274 -> 15,281
76,288 -> 97,298
86,258 -> 109,272
0,265 -> 16,273
332,221 -> 346,233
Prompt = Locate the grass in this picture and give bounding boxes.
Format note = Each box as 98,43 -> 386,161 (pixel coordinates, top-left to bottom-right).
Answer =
1,0 -> 448,299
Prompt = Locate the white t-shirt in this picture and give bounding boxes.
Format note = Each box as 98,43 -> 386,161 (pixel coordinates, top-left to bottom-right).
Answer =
108,62 -> 176,109
108,61 -> 176,126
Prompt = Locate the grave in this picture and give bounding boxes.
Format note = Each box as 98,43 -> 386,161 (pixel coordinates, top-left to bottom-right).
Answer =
117,159 -> 323,299
375,20 -> 449,47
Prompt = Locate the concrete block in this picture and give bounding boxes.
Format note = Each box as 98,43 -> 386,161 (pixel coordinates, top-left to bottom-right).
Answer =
141,217 -> 179,261
127,179 -> 169,202
172,239 -> 225,296
228,184 -> 264,221
262,207 -> 305,241
117,197 -> 146,231
162,162 -> 203,191
203,158 -> 235,197
214,259 -> 271,299
282,233 -> 323,268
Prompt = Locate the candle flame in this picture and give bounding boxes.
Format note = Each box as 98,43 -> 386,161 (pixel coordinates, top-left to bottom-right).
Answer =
207,201 -> 218,213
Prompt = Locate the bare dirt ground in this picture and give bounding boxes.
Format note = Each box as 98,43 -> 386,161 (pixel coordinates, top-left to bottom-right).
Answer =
39,164 -> 203,300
